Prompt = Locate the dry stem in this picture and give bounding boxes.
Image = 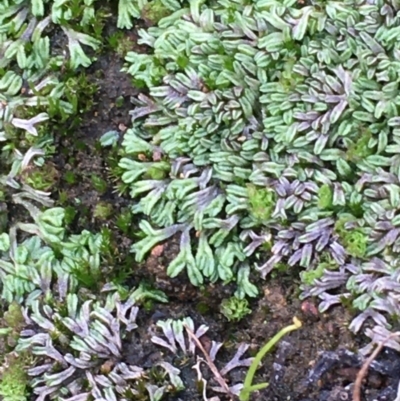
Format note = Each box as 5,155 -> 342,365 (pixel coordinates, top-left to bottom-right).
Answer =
184,324 -> 234,400
353,332 -> 400,401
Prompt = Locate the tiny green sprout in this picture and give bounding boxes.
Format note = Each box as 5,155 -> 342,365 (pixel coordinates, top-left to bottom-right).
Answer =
64,206 -> 77,225
247,184 -> 276,221
318,184 -> 333,210
196,302 -> 210,314
64,171 -> 77,185
91,174 -> 108,194
57,190 -> 67,204
280,58 -> 304,91
239,317 -> 302,401
220,297 -> 251,322
116,209 -> 133,234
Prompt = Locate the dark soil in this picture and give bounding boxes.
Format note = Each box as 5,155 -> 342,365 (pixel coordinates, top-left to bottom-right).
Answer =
41,28 -> 400,401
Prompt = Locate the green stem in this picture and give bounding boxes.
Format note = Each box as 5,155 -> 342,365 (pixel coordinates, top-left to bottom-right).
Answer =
239,317 -> 302,401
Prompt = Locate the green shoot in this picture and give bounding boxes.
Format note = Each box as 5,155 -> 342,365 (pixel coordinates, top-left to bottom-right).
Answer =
239,317 -> 302,401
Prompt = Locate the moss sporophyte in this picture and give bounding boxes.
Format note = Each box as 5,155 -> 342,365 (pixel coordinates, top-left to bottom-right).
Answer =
239,318 -> 302,401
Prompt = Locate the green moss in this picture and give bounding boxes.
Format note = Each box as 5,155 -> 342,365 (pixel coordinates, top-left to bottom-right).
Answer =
270,262 -> 289,278
3,303 -> 24,331
93,202 -> 113,220
301,263 -> 327,285
343,230 -> 367,258
64,171 -> 77,185
47,73 -> 98,125
334,215 -> 352,237
21,164 -> 59,192
91,174 -> 108,194
0,354 -> 29,401
300,253 -> 339,285
196,302 -> 210,314
176,54 -> 189,69
64,206 -> 77,225
346,130 -> 373,162
247,184 -> 276,222
141,0 -> 171,25
280,58 -> 305,91
317,184 -> 333,210
220,297 -> 251,322
115,96 -> 125,108
107,32 -> 134,57
335,216 -> 367,258
116,209 -> 133,234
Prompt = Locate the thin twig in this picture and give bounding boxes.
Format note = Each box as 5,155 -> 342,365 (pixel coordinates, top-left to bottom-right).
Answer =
184,324 -> 234,400
353,333 -> 400,401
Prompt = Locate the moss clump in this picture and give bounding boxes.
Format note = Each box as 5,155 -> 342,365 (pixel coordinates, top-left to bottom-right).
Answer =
0,354 -> 29,401
317,184 -> 333,210
335,216 -> 367,258
91,174 -> 108,194
346,130 -> 373,162
4,303 -> 24,331
93,202 -> 113,220
1,303 -> 25,348
301,262 -> 329,285
21,163 -> 59,191
247,184 -> 276,222
343,230 -> 367,258
301,254 -> 339,285
116,209 -> 133,235
107,32 -> 135,57
141,0 -> 171,25
220,297 -> 251,322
